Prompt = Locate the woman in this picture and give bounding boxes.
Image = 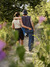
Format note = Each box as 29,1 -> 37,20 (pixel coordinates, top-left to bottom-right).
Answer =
12,12 -> 32,45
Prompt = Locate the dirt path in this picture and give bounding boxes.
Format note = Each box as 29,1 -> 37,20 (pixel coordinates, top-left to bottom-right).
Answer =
0,37 -> 34,67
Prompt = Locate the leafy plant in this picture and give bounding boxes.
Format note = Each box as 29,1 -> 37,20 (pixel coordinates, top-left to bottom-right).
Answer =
33,23 -> 50,67
16,45 -> 26,62
9,61 -> 18,67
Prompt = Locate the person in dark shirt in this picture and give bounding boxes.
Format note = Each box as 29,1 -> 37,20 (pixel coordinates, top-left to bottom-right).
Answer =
22,10 -> 34,51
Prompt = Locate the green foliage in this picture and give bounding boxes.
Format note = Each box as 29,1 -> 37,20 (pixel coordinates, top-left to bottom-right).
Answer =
46,44 -> 50,54
0,0 -> 46,21
9,45 -> 34,67
47,64 -> 50,67
12,30 -> 18,41
0,21 -> 18,51
28,2 -> 50,25
0,0 -> 22,21
16,45 -> 26,62
33,23 -> 50,67
25,63 -> 34,67
9,61 -> 18,67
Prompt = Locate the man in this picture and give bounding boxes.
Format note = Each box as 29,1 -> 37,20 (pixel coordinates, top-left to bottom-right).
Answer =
22,10 -> 34,51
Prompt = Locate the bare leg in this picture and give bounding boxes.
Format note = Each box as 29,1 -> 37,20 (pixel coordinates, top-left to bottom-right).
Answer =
20,40 -> 23,45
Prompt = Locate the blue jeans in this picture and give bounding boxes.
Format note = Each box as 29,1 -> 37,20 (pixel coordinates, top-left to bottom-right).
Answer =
22,28 -> 34,50
21,28 -> 25,35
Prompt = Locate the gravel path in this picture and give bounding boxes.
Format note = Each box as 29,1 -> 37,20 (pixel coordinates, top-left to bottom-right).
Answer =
0,37 -> 33,67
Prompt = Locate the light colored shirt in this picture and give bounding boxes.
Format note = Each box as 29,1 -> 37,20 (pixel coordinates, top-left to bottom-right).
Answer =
12,19 -> 21,29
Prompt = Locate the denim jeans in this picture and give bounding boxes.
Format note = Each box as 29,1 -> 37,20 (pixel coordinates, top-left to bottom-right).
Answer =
22,28 -> 34,50
21,28 -> 25,35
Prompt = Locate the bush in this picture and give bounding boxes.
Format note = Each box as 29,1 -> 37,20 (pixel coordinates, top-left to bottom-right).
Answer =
33,23 -> 50,67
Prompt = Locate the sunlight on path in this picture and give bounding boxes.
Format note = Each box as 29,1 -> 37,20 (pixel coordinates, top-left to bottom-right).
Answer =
0,37 -> 33,67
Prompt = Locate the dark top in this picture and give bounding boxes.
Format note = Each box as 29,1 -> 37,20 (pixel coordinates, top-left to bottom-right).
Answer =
22,16 -> 33,29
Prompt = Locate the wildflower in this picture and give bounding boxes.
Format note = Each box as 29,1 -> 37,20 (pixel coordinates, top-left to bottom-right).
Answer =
39,16 -> 46,23
35,42 -> 40,45
0,40 -> 6,51
0,51 -> 6,60
37,16 -> 47,23
0,24 -> 2,29
3,22 -> 7,27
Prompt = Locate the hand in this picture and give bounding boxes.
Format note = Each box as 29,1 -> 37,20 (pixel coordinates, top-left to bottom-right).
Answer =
29,28 -> 32,30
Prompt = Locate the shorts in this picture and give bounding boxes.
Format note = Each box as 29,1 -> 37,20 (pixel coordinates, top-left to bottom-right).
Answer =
15,28 -> 24,40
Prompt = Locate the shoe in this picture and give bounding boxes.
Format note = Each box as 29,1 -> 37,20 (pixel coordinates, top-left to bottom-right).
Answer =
26,34 -> 28,37
24,33 -> 27,36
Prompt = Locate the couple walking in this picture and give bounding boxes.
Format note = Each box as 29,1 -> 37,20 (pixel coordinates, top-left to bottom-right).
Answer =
12,10 -> 34,51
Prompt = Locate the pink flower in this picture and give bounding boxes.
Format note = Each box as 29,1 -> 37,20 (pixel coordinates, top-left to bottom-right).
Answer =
3,22 -> 7,27
0,40 -> 6,51
0,51 -> 6,60
36,42 -> 40,45
39,16 -> 46,23
0,24 -> 2,29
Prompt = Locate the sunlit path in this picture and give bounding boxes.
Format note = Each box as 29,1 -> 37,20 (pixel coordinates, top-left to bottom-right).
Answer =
0,36 -> 34,67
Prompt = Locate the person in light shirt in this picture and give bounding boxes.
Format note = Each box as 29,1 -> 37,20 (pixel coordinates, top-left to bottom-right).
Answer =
12,12 -> 32,45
